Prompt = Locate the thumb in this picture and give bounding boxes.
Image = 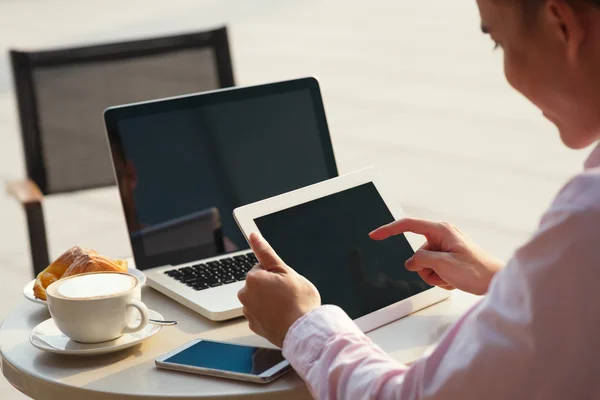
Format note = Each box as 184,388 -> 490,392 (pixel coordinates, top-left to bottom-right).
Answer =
405,249 -> 451,272
248,232 -> 287,273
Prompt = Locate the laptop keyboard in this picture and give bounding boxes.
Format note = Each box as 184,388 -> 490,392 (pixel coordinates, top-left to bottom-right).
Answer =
164,253 -> 258,291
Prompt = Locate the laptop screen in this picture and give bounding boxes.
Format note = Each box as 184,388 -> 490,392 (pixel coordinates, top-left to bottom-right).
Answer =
105,78 -> 337,269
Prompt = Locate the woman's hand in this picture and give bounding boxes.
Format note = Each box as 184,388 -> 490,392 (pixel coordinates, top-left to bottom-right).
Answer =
370,218 -> 504,295
237,233 -> 321,347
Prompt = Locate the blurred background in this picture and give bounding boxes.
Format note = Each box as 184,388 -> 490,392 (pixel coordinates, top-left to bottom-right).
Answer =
0,0 -> 589,398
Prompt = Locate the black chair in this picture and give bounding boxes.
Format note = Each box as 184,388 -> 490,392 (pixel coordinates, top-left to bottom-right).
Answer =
6,27 -> 235,276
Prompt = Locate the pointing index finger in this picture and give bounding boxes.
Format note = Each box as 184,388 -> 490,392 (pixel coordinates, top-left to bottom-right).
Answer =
248,232 -> 287,273
369,218 -> 446,241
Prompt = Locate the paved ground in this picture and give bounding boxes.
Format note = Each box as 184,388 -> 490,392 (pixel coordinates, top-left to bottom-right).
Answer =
0,0 -> 591,398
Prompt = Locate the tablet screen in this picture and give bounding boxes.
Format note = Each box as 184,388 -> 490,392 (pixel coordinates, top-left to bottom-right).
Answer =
254,182 -> 431,320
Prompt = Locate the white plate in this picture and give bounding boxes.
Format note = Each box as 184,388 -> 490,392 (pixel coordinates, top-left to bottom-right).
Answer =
29,309 -> 163,356
23,269 -> 147,306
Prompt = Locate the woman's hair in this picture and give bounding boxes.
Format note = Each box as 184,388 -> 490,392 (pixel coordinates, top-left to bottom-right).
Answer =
568,0 -> 600,5
524,0 -> 600,6
522,0 -> 600,15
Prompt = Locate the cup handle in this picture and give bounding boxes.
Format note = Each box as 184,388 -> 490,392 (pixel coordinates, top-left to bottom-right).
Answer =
123,300 -> 149,334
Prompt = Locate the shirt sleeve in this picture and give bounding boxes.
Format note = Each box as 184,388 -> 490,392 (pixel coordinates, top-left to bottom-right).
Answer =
282,208 -> 600,400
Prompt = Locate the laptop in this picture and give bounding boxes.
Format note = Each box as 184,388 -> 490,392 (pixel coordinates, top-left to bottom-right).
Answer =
104,77 -> 338,321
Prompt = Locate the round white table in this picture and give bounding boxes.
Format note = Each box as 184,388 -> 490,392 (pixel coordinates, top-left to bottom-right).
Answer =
1,280 -> 479,400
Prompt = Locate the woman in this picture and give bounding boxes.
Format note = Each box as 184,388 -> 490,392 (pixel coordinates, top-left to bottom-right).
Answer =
237,0 -> 600,398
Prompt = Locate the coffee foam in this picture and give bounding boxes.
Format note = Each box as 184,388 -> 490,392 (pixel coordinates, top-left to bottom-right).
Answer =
53,273 -> 137,299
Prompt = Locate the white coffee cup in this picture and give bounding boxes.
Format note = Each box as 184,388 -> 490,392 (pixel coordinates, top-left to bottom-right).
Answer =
46,272 -> 149,343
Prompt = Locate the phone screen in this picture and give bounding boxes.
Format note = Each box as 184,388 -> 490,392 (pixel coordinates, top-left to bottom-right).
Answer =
164,340 -> 287,375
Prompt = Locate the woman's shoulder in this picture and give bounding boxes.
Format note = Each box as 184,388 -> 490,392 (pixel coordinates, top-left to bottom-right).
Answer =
550,168 -> 600,214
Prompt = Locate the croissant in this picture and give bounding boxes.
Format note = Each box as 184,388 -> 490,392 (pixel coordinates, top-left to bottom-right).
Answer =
32,247 -> 127,300
62,253 -> 127,278
33,246 -> 95,300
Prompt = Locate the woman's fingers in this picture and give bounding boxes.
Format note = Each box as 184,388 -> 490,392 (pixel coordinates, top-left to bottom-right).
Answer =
406,249 -> 451,272
242,307 -> 264,336
370,218 -> 454,241
415,241 -> 432,252
439,285 -> 456,291
405,248 -> 454,287
417,269 -> 448,286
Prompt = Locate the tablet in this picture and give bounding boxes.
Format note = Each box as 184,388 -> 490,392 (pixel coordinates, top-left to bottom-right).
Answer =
233,168 -> 450,333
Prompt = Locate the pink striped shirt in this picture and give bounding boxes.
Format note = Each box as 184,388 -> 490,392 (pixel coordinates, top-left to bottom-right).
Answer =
282,143 -> 600,399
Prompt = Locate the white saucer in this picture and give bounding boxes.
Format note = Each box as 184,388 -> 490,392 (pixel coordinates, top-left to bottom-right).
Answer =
23,269 -> 147,306
30,309 -> 163,356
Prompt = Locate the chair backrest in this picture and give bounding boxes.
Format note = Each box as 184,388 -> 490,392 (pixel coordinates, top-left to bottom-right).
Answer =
10,27 -> 235,195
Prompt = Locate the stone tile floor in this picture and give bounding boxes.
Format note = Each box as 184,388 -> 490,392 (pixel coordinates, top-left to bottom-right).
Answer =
0,0 -> 590,398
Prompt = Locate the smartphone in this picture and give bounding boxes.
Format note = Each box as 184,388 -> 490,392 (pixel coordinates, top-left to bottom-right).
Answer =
155,339 -> 292,384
